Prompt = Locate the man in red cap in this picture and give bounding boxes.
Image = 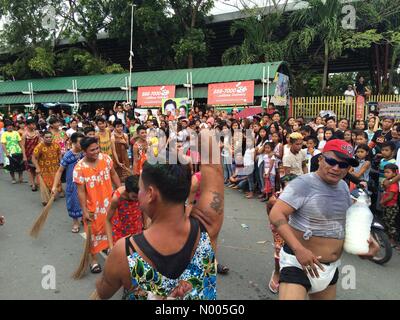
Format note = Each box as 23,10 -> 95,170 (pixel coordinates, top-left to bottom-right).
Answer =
269,139 -> 379,300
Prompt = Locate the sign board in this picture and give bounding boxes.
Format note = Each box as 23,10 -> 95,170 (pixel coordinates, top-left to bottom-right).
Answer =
137,85 -> 175,107
271,72 -> 289,106
161,98 -> 191,119
207,81 -> 254,105
378,102 -> 400,120
355,95 -> 365,120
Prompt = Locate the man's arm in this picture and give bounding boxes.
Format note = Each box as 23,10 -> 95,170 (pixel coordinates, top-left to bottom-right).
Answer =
2,143 -> 7,157
31,153 -> 40,173
77,184 -> 90,222
106,194 -> 119,249
382,174 -> 400,188
110,166 -> 122,188
96,238 -> 130,299
18,137 -> 26,161
51,166 -> 65,194
186,175 -> 199,217
190,130 -> 224,251
269,199 -> 325,277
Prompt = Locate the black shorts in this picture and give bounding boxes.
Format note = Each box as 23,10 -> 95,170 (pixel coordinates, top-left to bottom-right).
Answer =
279,244 -> 339,292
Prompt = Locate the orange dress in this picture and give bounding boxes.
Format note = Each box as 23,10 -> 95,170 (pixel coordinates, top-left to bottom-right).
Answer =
33,143 -> 61,189
133,141 -> 147,175
73,153 -> 113,255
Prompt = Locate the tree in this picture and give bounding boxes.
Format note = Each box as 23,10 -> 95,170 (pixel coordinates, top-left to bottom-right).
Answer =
107,0 -> 179,70
288,0 -> 346,92
221,0 -> 290,65
167,0 -> 214,68
347,0 -> 400,94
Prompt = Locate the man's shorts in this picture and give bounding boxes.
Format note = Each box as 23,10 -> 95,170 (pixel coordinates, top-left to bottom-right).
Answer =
279,244 -> 340,294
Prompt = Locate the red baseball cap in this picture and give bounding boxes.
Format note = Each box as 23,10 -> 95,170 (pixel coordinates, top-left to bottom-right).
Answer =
323,139 -> 359,167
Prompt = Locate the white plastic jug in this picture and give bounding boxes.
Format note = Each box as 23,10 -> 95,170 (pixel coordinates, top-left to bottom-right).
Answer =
344,191 -> 373,255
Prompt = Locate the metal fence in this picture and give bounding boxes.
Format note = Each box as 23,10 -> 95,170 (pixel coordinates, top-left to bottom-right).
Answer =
291,95 -> 400,123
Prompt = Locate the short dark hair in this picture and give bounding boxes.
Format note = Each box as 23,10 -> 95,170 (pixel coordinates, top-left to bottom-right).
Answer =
326,116 -> 336,123
84,126 -> 95,135
70,132 -> 85,144
306,136 -> 318,146
384,163 -> 398,172
264,141 -> 276,150
95,116 -> 105,124
356,144 -> 370,153
381,141 -> 395,151
43,130 -> 52,136
125,175 -> 139,194
136,125 -> 147,134
114,119 -> 123,127
272,111 -> 280,117
353,129 -> 368,140
26,118 -> 36,125
80,137 -> 98,151
141,163 -> 192,204
4,120 -> 13,127
48,117 -> 59,125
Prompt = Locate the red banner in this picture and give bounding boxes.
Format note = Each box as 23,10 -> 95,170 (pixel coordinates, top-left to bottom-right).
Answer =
355,95 -> 365,120
137,85 -> 175,107
207,81 -> 254,105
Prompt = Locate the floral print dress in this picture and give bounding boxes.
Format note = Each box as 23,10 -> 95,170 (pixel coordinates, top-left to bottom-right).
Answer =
124,218 -> 217,300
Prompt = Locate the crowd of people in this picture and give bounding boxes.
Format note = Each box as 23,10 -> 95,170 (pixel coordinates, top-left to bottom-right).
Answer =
0,100 -> 399,300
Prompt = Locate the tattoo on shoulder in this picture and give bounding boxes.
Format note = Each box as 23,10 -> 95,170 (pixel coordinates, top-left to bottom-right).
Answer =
273,219 -> 288,229
210,192 -> 224,215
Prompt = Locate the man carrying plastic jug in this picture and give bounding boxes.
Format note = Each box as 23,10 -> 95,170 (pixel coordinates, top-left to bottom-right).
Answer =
269,139 -> 380,300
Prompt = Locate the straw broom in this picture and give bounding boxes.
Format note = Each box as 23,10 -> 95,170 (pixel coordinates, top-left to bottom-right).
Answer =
38,175 -> 50,205
72,213 -> 93,280
29,194 -> 56,238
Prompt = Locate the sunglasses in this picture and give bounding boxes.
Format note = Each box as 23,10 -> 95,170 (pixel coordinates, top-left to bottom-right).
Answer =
322,155 -> 350,169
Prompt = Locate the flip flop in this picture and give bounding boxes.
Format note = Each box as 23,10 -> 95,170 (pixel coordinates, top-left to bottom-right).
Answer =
268,270 -> 279,294
90,264 -> 102,274
71,226 -> 80,233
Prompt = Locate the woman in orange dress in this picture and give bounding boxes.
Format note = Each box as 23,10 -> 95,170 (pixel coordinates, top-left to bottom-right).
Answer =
73,137 -> 121,274
131,125 -> 148,175
32,131 -> 62,204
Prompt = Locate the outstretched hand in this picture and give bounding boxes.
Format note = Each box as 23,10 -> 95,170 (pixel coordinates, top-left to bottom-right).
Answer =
358,236 -> 380,260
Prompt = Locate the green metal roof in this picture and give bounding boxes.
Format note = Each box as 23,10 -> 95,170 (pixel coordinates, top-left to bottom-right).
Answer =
0,83 -> 277,105
0,61 -> 286,95
0,91 -> 127,105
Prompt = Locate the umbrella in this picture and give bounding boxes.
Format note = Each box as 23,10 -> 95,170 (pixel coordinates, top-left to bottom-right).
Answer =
237,107 -> 264,119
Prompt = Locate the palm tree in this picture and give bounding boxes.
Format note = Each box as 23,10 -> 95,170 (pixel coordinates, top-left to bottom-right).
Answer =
222,11 -> 286,65
288,0 -> 345,92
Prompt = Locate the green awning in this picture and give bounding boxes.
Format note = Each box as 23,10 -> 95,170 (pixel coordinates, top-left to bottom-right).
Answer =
0,82 -> 277,106
0,91 -> 127,105
0,61 -> 287,95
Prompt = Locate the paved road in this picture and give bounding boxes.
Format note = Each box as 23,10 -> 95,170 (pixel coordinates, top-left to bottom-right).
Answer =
0,169 -> 399,300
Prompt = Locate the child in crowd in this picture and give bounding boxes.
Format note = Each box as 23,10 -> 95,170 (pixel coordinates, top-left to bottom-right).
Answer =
349,144 -> 371,190
377,142 -> 397,211
380,164 -> 399,250
263,142 -> 276,199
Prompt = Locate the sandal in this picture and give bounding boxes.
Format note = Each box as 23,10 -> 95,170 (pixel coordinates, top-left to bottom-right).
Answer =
31,185 -> 38,192
90,264 -> 102,274
217,264 -> 229,275
71,226 -> 80,233
268,271 -> 279,294
12,180 -> 17,184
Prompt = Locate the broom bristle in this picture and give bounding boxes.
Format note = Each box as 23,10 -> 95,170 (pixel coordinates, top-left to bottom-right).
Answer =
29,195 -> 56,238
89,290 -> 100,300
72,221 -> 92,279
39,175 -> 50,204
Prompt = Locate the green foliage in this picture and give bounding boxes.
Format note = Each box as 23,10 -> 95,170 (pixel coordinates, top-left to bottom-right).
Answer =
173,29 -> 206,65
28,47 -> 56,77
